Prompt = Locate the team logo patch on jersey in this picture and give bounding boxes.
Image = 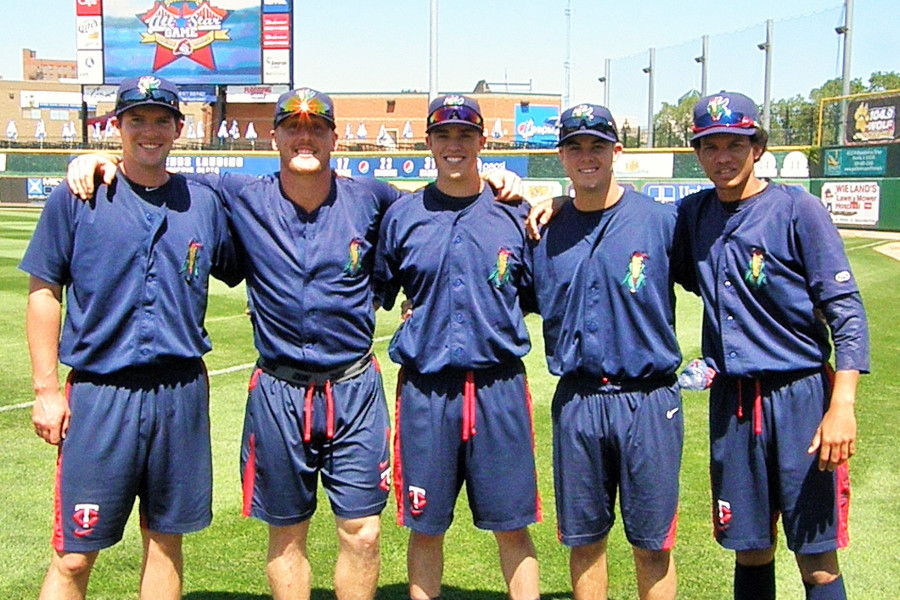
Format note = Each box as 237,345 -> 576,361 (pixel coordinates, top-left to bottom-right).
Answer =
408,485 -> 427,517
72,503 -> 100,538
744,248 -> 768,288
835,270 -> 851,283
180,240 -> 203,282
621,252 -> 649,293
715,499 -> 732,532
344,238 -> 364,276
488,248 -> 513,288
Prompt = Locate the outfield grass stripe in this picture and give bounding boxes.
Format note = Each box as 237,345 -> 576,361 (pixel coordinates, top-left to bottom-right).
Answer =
0,401 -> 33,413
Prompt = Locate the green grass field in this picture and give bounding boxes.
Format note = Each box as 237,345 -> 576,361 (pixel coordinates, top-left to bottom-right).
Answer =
1,207 -> 898,599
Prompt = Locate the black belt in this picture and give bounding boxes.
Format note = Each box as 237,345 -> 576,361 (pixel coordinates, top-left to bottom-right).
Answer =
257,350 -> 373,387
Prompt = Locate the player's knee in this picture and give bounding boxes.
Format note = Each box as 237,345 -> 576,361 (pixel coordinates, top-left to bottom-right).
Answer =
633,546 -> 671,571
796,551 -> 840,585
54,551 -> 96,579
338,516 -> 381,556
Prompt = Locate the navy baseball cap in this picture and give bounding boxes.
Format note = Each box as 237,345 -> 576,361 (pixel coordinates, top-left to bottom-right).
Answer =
557,103 -> 618,146
426,95 -> 484,133
691,92 -> 760,142
273,88 -> 336,129
115,76 -> 183,120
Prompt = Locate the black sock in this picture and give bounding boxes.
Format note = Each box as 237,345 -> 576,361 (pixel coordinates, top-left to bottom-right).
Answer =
805,574 -> 846,600
734,560 -> 775,600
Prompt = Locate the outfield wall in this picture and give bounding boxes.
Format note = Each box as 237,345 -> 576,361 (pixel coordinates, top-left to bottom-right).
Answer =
2,144 -> 899,231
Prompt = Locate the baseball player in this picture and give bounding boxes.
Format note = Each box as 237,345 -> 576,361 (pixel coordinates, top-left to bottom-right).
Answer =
671,91 -> 869,600
529,103 -> 682,600
374,95 -> 541,600
65,88 -> 524,600
21,76 -> 243,600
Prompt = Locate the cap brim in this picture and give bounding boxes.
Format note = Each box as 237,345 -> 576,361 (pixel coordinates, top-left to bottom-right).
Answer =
273,112 -> 336,129
557,128 -> 617,147
690,126 -> 756,142
426,120 -> 484,133
115,101 -> 184,120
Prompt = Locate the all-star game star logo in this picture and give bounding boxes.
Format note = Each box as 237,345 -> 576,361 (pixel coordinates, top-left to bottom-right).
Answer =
138,1 -> 231,71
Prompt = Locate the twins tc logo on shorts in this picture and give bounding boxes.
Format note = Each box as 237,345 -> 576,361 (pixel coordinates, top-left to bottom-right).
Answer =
72,503 -> 100,538
180,240 -> 203,282
344,238 -> 364,276
744,248 -> 768,288
379,459 -> 391,492
621,251 -> 648,293
715,499 -> 732,532
408,485 -> 427,517
488,248 -> 512,288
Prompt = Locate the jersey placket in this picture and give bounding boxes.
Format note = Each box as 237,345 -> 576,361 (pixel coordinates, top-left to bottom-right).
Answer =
292,210 -> 315,362
138,206 -> 167,360
447,209 -> 473,367
715,212 -> 744,373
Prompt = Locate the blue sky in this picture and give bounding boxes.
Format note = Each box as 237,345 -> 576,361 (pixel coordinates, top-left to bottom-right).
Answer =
4,0 -> 897,126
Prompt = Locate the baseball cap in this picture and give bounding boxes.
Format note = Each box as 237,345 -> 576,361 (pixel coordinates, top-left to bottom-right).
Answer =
426,95 -> 484,133
557,103 -> 618,146
115,76 -> 183,120
691,92 -> 760,142
273,88 -> 336,129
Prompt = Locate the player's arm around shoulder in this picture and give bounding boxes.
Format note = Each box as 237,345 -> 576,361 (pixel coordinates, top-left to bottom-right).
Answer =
26,276 -> 68,445
66,152 -> 120,200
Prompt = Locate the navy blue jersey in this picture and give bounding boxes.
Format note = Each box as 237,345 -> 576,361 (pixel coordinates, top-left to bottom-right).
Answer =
531,190 -> 681,380
375,184 -> 532,373
672,183 -> 869,377
206,172 -> 400,370
20,173 -> 242,374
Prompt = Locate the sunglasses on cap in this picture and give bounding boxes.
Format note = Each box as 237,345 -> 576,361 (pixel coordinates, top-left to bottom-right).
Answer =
559,114 -> 617,140
278,93 -> 333,121
426,105 -> 484,129
692,110 -> 758,134
117,88 -> 180,111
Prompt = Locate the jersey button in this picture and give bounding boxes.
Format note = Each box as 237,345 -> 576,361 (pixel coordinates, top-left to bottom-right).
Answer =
729,351 -> 737,358
724,280 -> 732,287
455,312 -> 464,323
726,315 -> 734,321
454,278 -> 463,288
453,236 -> 462,244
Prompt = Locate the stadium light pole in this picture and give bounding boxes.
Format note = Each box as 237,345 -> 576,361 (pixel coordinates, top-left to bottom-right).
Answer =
429,0 -> 438,102
694,35 -> 708,97
642,48 -> 655,148
757,19 -> 773,131
563,0 -> 572,109
836,0 -> 854,143
598,58 -> 610,107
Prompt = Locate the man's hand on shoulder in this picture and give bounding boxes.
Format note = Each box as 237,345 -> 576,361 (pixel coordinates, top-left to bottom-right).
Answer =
67,153 -> 120,200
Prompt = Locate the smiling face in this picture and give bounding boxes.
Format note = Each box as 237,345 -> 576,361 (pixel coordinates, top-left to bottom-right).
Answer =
557,134 -> 622,193
695,133 -> 765,201
426,124 -> 485,192
114,105 -> 182,184
271,114 -> 338,176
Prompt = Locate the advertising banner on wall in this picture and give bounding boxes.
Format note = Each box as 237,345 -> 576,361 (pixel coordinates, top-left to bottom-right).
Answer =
820,181 -> 880,226
824,147 -> 888,177
845,94 -> 899,145
515,105 -> 559,147
77,0 -> 292,85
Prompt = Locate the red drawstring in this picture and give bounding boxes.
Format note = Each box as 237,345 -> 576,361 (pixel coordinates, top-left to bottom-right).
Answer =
303,380 -> 336,442
325,380 -> 335,439
735,379 -> 763,436
462,371 -> 477,441
754,380 -> 762,435
304,382 -> 315,442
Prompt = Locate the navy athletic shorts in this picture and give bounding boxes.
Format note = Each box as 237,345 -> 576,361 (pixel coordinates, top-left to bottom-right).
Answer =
552,375 -> 682,549
709,367 -> 851,554
393,360 -> 541,535
53,360 -> 212,553
241,356 -> 391,525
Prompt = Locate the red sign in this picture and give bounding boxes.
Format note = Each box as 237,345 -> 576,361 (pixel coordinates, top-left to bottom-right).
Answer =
262,13 -> 290,50
75,0 -> 102,17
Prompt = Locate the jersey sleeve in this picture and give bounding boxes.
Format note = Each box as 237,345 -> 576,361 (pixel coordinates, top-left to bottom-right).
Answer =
793,190 -> 860,303
373,204 -> 402,311
209,196 -> 245,287
671,199 -> 700,294
821,292 -> 870,373
19,186 -> 76,285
